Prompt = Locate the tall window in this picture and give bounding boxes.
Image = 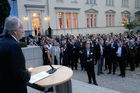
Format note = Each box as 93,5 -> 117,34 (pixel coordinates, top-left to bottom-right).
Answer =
135,0 -> 140,8
106,0 -> 114,6
73,13 -> 78,28
66,13 -> 71,29
122,14 -> 129,25
86,0 -> 96,4
87,14 -> 97,27
106,14 -> 115,27
122,0 -> 129,7
58,12 -> 64,29
87,14 -> 89,27
57,12 -> 78,29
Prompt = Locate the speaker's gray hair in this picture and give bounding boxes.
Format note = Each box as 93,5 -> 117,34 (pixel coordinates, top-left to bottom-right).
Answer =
3,16 -> 22,35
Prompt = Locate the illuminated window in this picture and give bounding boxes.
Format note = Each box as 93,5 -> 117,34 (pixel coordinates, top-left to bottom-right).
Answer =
66,13 -> 71,29
106,14 -> 115,27
106,15 -> 108,26
91,14 -> 93,27
122,14 -> 129,24
87,14 -> 97,28
58,12 -> 64,29
73,13 -> 78,28
94,14 -> 96,27
87,14 -> 89,27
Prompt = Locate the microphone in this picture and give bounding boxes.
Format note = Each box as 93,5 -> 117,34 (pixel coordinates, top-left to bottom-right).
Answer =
47,64 -> 57,74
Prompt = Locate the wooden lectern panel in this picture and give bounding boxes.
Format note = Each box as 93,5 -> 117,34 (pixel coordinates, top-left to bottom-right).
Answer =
29,65 -> 73,87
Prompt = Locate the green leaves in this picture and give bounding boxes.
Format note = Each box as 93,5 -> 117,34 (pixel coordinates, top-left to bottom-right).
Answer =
124,21 -> 136,31
0,0 -> 11,34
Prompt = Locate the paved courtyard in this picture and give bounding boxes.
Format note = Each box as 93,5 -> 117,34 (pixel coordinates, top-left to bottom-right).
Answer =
72,64 -> 140,93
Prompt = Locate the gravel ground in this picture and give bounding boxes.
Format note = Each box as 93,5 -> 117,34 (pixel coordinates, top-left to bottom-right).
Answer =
72,64 -> 140,93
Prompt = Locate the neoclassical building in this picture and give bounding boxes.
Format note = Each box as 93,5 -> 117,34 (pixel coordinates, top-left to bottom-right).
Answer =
9,0 -> 140,36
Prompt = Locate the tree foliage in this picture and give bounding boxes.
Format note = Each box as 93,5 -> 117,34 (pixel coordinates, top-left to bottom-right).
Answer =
124,16 -> 137,31
0,0 -> 11,35
124,21 -> 137,31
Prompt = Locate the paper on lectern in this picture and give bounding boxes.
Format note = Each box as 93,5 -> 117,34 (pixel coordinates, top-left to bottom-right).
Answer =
29,71 -> 50,84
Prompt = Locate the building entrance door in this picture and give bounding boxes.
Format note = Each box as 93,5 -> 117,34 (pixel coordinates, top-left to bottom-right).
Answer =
32,12 -> 42,36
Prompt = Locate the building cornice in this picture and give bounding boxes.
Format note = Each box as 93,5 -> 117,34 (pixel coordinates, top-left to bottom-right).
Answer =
85,8 -> 98,13
121,10 -> 130,14
105,9 -> 116,14
55,7 -> 80,11
24,4 -> 45,8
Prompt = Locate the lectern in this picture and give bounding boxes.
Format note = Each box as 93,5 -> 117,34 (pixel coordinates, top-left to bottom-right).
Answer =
27,65 -> 73,93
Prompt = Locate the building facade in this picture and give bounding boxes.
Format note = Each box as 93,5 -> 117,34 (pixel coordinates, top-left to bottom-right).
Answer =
9,0 -> 140,36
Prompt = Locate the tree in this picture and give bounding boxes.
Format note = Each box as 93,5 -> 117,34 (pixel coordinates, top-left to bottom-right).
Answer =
124,16 -> 136,32
124,21 -> 136,31
0,0 -> 11,35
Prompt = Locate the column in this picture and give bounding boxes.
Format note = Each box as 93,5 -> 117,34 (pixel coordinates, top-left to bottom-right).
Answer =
56,12 -> 59,29
71,12 -> 73,28
63,12 -> 66,29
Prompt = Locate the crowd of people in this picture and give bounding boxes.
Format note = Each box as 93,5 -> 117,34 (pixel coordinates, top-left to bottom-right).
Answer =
22,32 -> 140,85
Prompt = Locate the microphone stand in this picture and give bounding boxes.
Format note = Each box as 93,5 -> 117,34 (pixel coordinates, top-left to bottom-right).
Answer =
47,64 -> 57,74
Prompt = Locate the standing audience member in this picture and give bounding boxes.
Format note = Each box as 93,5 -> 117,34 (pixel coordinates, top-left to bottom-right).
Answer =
83,40 -> 98,85
108,39 -> 118,74
128,40 -> 137,71
50,41 -> 60,65
96,39 -> 104,75
116,40 -> 127,77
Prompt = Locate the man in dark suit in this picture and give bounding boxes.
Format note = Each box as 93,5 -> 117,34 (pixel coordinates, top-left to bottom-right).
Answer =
0,17 -> 31,93
95,39 -> 104,75
127,39 -> 137,71
116,40 -> 127,77
108,39 -> 118,74
48,26 -> 52,38
83,40 -> 98,85
78,41 -> 85,70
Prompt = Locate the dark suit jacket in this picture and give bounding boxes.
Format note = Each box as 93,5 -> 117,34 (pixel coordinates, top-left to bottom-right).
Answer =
83,49 -> 95,70
109,42 -> 118,57
95,44 -> 104,60
0,35 -> 31,93
117,46 -> 127,60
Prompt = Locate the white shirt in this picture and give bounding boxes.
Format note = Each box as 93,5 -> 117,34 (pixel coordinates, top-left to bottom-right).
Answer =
87,50 -> 90,57
11,35 -> 18,42
45,44 -> 52,50
100,45 -> 103,55
54,47 -> 57,56
117,46 -> 122,57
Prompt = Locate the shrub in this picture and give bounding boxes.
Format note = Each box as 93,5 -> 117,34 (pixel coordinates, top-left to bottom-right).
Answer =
19,42 -> 27,48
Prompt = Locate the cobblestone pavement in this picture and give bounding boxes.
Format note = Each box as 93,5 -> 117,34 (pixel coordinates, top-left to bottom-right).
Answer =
72,64 -> 140,93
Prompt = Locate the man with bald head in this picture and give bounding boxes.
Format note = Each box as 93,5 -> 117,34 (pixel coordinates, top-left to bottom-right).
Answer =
0,16 -> 31,93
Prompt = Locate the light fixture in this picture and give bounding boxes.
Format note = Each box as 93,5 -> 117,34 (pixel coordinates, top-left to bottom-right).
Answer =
44,16 -> 50,21
23,16 -> 29,21
44,16 -> 48,21
32,13 -> 37,17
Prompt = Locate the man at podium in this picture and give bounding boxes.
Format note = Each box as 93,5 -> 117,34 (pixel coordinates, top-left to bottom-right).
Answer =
0,17 -> 31,93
